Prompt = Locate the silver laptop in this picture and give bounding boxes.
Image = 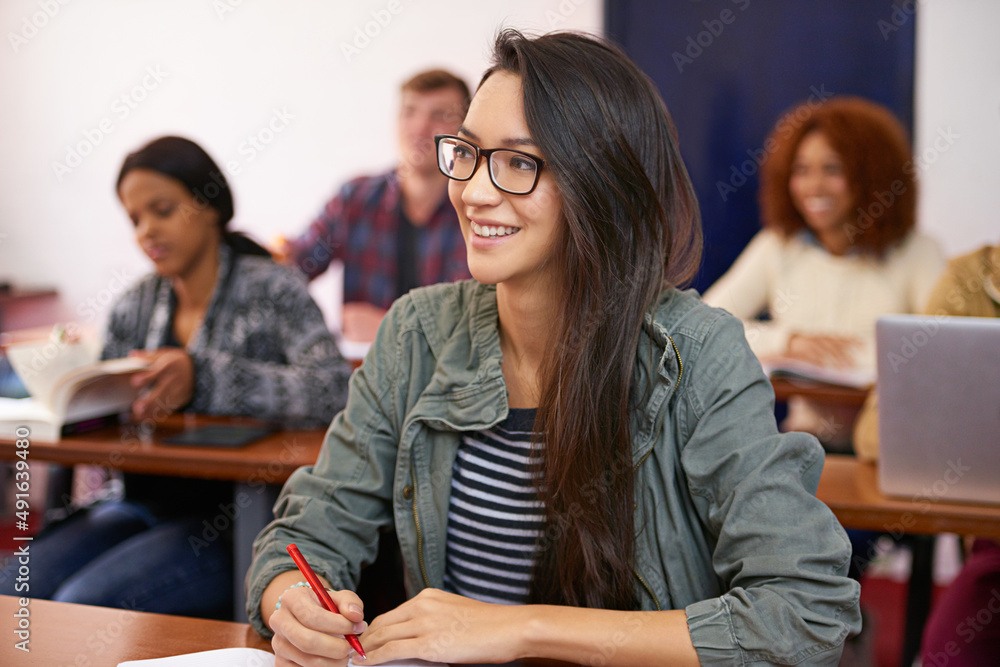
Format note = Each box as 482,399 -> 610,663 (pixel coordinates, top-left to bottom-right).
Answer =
876,314 -> 1000,504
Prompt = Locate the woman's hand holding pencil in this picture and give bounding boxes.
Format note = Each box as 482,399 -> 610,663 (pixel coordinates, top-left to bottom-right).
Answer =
265,545 -> 368,665
287,544 -> 367,659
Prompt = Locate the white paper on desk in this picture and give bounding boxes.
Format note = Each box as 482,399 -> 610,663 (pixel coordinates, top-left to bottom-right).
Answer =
117,647 -> 447,667
117,649 -> 274,667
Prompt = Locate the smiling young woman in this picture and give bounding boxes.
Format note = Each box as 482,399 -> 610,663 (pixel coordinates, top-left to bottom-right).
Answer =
249,30 -> 860,666
703,97 -> 945,449
787,131 -> 854,255
445,73 -> 566,298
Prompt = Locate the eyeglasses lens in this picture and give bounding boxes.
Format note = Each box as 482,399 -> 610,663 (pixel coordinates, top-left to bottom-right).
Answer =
437,137 -> 538,195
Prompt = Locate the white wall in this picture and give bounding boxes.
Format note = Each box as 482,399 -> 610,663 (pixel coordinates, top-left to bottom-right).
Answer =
2,0 -> 997,336
915,0 -> 1000,256
0,0 -> 603,332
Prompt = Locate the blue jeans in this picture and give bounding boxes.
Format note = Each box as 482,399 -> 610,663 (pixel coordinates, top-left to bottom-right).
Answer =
0,499 -> 232,616
0,357 -> 29,398
847,528 -> 882,580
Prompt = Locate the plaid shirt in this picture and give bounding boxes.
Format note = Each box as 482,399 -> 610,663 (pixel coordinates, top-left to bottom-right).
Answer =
288,170 -> 470,310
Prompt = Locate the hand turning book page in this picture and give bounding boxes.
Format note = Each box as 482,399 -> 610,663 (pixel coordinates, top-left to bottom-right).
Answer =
118,647 -> 447,667
0,336 -> 147,441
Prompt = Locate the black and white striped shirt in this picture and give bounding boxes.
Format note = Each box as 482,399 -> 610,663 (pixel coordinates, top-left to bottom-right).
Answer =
443,408 -> 544,604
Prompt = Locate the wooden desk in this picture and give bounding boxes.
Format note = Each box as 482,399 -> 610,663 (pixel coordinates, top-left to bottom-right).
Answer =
818,455 -> 1000,667
0,415 -> 324,481
770,377 -> 870,408
0,416 -> 326,622
0,596 -> 582,666
818,454 -> 1000,539
0,595 -> 270,664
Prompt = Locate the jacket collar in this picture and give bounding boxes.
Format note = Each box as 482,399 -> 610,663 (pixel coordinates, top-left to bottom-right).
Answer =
407,281 -> 684,458
409,282 -> 508,432
631,291 -> 684,464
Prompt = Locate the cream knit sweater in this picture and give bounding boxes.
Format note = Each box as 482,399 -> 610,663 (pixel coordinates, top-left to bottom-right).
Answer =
703,229 -> 946,375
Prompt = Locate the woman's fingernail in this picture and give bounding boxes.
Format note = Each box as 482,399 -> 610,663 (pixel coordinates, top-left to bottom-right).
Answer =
353,620 -> 368,633
349,604 -> 363,615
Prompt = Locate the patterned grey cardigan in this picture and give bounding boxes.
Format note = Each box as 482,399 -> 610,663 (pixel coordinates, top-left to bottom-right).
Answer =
101,245 -> 350,428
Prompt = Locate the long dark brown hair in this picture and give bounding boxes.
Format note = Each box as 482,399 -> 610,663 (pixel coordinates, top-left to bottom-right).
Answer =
484,30 -> 701,610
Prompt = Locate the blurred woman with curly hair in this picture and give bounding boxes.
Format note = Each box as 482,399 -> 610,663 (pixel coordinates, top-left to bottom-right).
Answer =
703,96 -> 945,449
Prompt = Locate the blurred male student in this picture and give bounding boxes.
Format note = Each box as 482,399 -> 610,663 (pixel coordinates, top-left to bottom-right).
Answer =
273,69 -> 471,342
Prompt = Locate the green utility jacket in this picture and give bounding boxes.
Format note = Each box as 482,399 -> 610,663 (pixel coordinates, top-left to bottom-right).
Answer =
248,281 -> 861,665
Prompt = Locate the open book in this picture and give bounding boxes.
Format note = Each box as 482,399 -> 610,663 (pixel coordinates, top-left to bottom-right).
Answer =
0,337 -> 147,441
760,356 -> 876,390
118,648 -> 445,667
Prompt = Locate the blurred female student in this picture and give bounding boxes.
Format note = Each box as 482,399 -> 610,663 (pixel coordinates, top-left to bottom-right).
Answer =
703,96 -> 945,449
0,136 -> 351,616
247,31 -> 860,665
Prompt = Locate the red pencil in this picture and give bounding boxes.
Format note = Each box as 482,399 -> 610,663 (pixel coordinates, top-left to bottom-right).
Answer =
286,543 -> 367,659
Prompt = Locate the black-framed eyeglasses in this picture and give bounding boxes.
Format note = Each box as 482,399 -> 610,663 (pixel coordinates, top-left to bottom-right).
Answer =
434,134 -> 546,195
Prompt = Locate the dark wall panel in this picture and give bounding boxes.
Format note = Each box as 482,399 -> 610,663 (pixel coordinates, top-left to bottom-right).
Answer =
606,0 -> 916,292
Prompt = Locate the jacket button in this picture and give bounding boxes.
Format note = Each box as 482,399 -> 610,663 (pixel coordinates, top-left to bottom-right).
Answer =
481,407 -> 496,422
402,485 -> 414,500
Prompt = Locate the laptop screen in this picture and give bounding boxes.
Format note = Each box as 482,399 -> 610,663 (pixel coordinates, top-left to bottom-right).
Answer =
876,314 -> 1000,504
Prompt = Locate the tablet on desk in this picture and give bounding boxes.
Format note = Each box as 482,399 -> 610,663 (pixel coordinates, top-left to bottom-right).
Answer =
161,425 -> 274,448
